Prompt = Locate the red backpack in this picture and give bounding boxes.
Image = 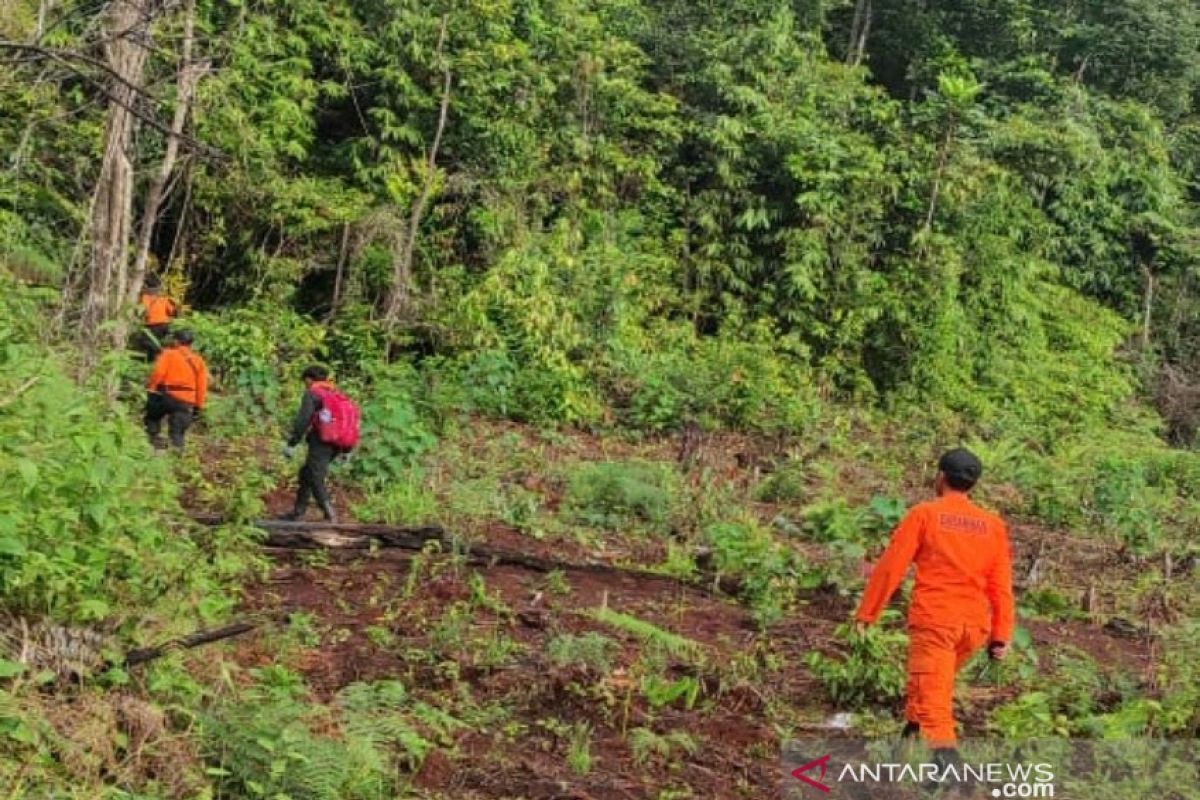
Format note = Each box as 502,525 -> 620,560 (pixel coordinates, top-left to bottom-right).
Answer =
310,386 -> 361,450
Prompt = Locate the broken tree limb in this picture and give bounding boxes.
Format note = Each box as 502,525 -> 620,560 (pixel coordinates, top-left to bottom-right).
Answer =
124,621 -> 258,667
190,515 -> 740,592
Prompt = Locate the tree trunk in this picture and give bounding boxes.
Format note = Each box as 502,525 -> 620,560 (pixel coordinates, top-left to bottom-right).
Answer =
923,122 -> 957,233
1142,263 -> 1155,349
846,0 -> 865,64
36,0 -> 48,39
384,15 -> 452,326
80,0 -> 153,359
329,221 -> 352,319
851,0 -> 873,67
121,0 -> 204,346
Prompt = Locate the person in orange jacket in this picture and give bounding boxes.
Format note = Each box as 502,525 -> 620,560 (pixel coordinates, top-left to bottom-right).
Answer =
854,448 -> 1014,756
144,329 -> 208,451
137,275 -> 178,359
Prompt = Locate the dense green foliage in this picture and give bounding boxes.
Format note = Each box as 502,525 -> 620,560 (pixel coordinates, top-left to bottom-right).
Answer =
5,0 -> 1200,437
0,280 -> 242,627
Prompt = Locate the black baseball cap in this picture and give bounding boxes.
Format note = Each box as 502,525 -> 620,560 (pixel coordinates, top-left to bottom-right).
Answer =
938,448 -> 982,487
173,328 -> 194,345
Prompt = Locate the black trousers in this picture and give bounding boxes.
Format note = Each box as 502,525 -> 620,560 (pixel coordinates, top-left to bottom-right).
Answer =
144,392 -> 194,450
295,439 -> 338,514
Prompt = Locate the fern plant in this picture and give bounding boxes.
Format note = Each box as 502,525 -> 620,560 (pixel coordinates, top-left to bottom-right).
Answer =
588,607 -> 704,664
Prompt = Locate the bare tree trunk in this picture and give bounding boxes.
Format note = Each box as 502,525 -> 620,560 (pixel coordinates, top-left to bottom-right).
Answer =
1142,264 -> 1155,349
329,221 -> 351,319
851,0 -> 873,67
923,123 -> 956,233
36,0 -> 49,40
384,14 -> 452,325
846,0 -> 866,64
80,0 -> 153,358
119,0 -> 204,348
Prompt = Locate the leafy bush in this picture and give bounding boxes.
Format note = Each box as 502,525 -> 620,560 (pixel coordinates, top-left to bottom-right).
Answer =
611,323 -> 821,434
754,459 -> 810,503
348,367 -> 436,485
704,520 -> 816,627
801,498 -> 870,544
989,692 -> 1071,739
974,432 -> 1200,556
0,285 -> 240,624
805,620 -> 908,707
186,305 -> 327,422
1090,456 -> 1169,556
564,461 -> 677,530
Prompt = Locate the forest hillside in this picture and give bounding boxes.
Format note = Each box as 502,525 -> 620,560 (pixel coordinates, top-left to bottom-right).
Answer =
1,1 -> 1199,797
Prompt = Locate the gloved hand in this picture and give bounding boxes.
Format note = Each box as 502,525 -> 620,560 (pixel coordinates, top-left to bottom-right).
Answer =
282,444 -> 296,460
987,641 -> 1009,661
192,406 -> 202,420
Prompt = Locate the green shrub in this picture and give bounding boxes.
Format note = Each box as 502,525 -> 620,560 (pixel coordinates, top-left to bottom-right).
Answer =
564,461 -> 677,530
186,305 -> 327,423
801,498 -> 870,543
348,367 -> 437,485
613,323 -> 820,434
805,619 -> 908,707
988,691 -> 1071,739
1090,455 -> 1169,556
704,520 -> 812,626
755,459 -> 810,503
0,287 -> 241,625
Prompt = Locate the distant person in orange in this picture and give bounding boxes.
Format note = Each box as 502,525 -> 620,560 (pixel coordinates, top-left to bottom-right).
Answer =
145,329 -> 208,451
854,448 -> 1014,756
137,275 -> 178,358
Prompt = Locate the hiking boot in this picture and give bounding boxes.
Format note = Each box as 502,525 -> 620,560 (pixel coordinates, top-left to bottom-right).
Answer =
281,507 -> 306,522
319,503 -> 338,524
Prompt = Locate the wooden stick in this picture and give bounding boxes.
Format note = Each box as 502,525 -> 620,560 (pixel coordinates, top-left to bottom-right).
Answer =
124,621 -> 257,666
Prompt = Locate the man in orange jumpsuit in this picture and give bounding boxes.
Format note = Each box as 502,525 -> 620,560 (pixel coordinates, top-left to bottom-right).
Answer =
145,329 -> 208,451
137,275 -> 178,359
854,448 -> 1014,755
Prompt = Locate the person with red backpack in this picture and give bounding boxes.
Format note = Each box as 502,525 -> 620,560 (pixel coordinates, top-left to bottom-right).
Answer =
282,365 -> 360,522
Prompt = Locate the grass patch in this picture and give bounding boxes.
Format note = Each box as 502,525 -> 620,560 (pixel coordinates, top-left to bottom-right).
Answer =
563,460 -> 677,530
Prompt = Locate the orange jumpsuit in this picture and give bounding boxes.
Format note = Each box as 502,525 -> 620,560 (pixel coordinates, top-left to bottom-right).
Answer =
147,345 -> 208,409
139,292 -> 178,326
855,491 -> 1014,746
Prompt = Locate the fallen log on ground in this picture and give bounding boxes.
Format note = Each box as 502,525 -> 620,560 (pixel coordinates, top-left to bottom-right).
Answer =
124,621 -> 259,667
191,516 -> 742,592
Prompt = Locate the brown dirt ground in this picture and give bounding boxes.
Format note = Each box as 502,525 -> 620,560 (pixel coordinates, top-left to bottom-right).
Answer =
203,420 -> 1162,799
229,545 -> 1154,800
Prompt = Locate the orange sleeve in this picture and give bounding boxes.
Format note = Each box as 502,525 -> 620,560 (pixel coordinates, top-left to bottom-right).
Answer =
855,507 -> 923,624
195,359 -> 208,409
147,351 -> 169,391
986,524 -> 1015,642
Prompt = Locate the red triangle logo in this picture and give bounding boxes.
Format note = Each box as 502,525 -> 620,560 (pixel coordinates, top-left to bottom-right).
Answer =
791,754 -> 832,793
